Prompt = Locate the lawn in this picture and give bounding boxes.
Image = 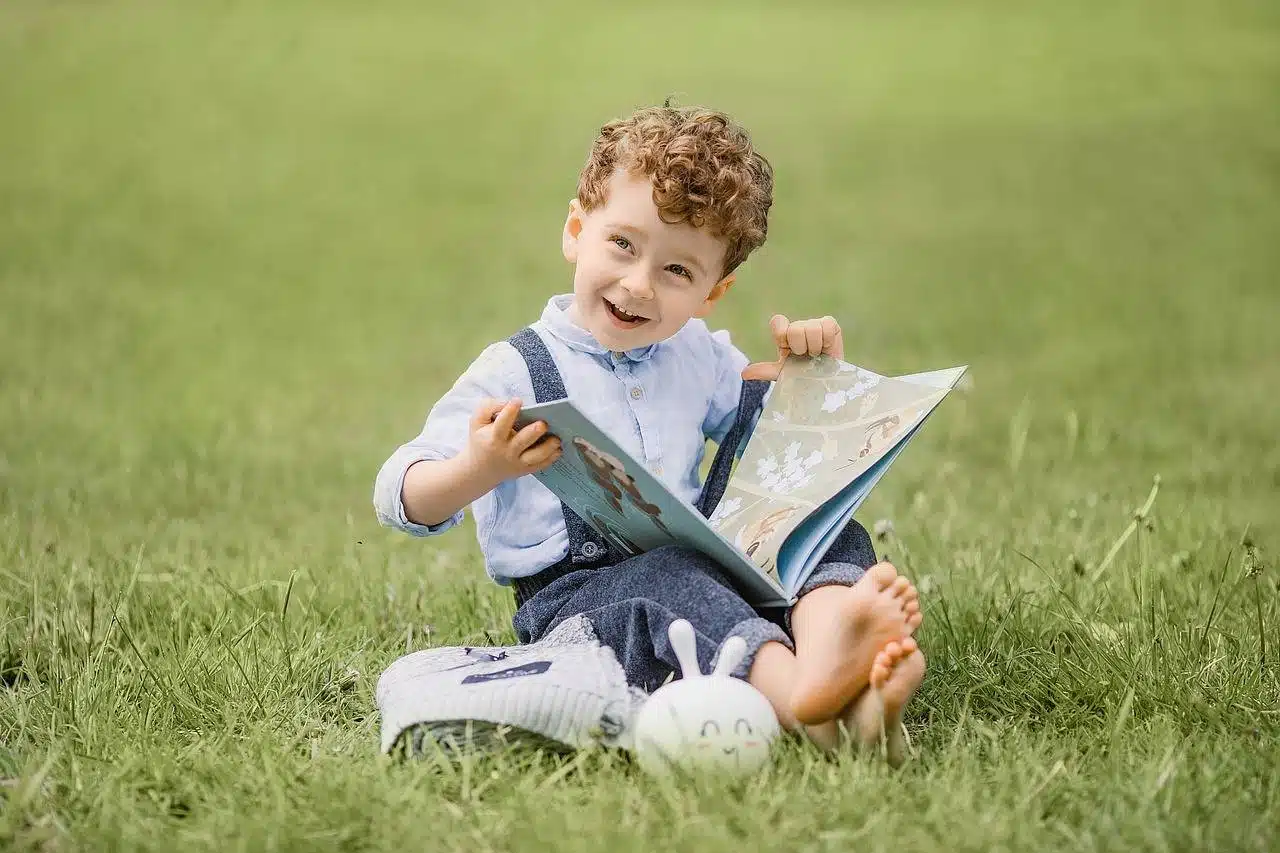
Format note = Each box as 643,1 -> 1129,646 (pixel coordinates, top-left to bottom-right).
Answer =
1,1 -> 1278,850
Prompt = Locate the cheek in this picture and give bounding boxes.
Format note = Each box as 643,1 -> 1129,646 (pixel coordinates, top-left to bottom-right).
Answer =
584,252 -> 627,282
574,261 -> 609,294
656,288 -> 702,317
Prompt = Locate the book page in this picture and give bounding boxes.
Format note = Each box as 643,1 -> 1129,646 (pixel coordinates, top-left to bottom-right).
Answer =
707,356 -> 954,581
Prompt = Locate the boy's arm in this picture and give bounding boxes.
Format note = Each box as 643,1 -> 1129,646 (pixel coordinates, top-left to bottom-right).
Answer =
397,399 -> 559,527
374,343 -> 537,536
374,402 -> 478,537
397,456 -> 494,530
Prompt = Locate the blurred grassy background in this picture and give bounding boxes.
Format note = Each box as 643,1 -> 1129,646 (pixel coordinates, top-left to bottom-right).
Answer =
1,1 -> 1278,850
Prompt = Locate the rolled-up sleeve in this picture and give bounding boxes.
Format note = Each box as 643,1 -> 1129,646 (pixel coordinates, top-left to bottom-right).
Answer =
373,343 -> 515,537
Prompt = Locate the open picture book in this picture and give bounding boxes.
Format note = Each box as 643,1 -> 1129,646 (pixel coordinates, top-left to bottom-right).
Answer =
515,355 -> 967,607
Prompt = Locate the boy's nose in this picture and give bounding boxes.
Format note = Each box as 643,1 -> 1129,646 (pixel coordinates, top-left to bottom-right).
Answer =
619,271 -> 655,300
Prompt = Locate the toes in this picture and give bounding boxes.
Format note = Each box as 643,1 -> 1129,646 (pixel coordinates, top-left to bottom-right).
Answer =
900,583 -> 918,604
871,640 -> 923,695
865,562 -> 898,589
906,612 -> 923,631
888,576 -> 911,598
870,659 -> 890,688
903,599 -> 920,616
870,647 -> 897,687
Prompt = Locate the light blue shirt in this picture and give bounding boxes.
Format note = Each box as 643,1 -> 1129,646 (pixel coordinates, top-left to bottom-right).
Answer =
373,294 -> 753,583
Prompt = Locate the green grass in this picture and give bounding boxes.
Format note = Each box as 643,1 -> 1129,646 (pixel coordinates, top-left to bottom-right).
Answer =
2,0 -> 1279,849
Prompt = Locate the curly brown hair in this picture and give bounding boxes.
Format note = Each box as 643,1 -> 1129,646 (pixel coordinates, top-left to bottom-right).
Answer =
576,106 -> 774,276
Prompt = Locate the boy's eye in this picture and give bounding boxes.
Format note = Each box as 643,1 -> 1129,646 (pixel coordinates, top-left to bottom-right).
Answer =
610,236 -> 632,251
666,264 -> 693,280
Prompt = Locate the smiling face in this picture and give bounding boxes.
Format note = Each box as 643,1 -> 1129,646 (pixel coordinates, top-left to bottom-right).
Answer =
562,170 -> 735,352
689,712 -> 771,772
632,675 -> 780,777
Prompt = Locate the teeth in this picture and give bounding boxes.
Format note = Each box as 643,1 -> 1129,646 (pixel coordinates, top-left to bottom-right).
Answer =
608,300 -> 643,321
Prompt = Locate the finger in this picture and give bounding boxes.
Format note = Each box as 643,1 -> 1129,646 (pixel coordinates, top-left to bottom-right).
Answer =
511,420 -> 548,453
786,320 -> 809,356
821,316 -> 844,360
804,320 -> 823,357
520,437 -> 562,469
492,398 -> 522,435
769,314 -> 791,355
470,398 -> 506,430
741,359 -> 784,382
769,313 -> 790,338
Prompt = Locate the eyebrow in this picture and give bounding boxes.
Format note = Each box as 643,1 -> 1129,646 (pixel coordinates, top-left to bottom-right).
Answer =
604,221 -> 647,240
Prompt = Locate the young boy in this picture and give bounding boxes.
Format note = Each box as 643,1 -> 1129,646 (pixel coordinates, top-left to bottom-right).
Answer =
375,105 -> 925,756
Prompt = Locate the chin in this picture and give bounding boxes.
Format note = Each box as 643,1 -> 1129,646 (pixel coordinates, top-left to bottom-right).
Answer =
608,329 -> 661,351
591,318 -> 648,348
602,333 -> 648,351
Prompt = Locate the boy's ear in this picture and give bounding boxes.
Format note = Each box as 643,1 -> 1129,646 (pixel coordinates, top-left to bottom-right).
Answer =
694,273 -> 736,318
562,199 -> 584,263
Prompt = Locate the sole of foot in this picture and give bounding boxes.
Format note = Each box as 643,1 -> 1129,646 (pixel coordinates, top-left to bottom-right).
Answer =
790,563 -> 922,725
847,637 -> 926,768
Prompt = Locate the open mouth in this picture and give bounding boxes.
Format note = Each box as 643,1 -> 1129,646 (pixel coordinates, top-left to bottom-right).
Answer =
604,298 -> 650,328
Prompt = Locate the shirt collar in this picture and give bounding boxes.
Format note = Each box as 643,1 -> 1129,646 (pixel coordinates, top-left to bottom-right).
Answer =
540,294 -> 658,364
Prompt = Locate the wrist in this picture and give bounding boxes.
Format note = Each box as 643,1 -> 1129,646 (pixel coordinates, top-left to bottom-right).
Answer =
455,447 -> 506,493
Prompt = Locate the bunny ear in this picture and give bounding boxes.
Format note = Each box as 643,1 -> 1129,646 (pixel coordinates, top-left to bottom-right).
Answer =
667,619 -> 702,678
713,636 -> 747,677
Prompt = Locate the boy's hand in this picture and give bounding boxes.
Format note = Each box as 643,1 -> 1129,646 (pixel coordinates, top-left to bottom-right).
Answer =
463,399 -> 562,483
742,314 -> 844,381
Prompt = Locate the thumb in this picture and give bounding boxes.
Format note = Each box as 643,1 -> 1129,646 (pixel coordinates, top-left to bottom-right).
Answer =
742,357 -> 785,382
743,314 -> 792,381
470,398 -> 507,430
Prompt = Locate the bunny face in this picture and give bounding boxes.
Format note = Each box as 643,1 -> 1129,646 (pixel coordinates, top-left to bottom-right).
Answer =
631,618 -> 781,777
632,669 -> 779,776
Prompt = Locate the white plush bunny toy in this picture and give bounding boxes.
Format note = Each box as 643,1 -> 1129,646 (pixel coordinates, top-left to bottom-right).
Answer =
632,619 -> 781,777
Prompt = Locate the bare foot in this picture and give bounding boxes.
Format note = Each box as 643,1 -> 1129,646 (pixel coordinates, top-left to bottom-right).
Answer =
846,637 -> 926,767
789,563 -> 920,725
802,720 -> 842,751
899,578 -> 923,632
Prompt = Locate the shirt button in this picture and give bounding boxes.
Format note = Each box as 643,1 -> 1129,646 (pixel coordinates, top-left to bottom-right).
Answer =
629,387 -> 643,400
580,541 -> 602,559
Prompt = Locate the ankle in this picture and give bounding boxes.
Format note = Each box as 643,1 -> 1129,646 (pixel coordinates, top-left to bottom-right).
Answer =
747,640 -> 802,731
790,583 -> 848,632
